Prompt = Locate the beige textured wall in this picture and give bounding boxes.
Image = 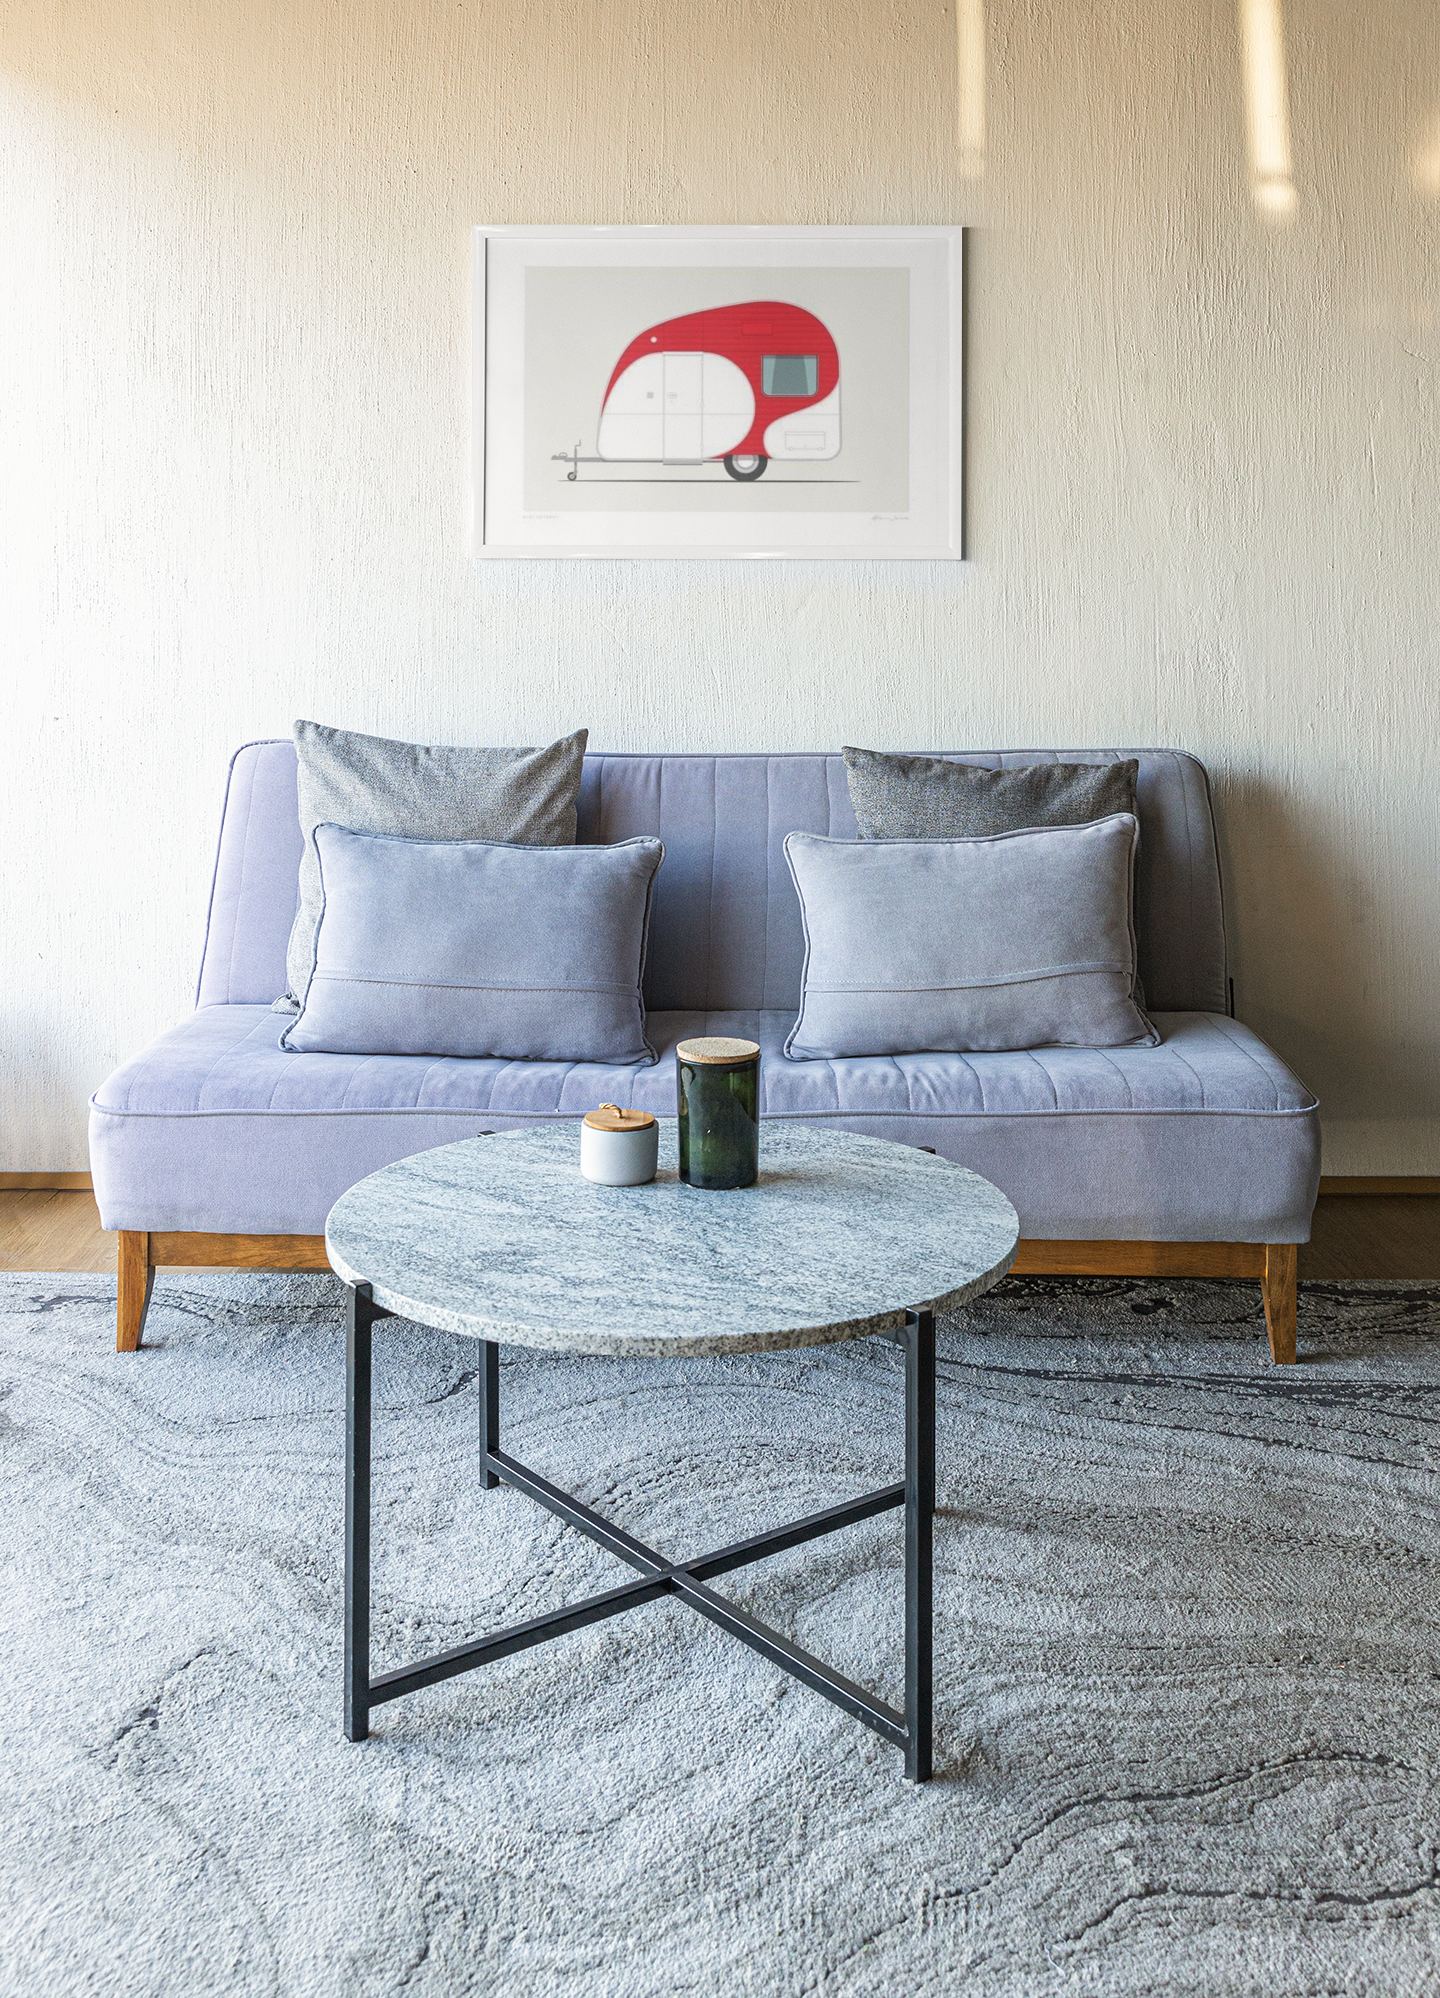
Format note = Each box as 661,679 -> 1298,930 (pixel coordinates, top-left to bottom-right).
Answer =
2,0 -> 1437,1172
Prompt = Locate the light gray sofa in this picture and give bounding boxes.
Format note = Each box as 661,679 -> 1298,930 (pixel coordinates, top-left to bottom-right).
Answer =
91,743 -> 1321,1360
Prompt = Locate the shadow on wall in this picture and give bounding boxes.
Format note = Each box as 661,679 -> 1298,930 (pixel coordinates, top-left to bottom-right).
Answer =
0,1 -> 966,226
1214,778 -> 1440,1131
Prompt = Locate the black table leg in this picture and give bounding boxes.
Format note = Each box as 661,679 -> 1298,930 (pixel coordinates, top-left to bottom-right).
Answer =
479,1338 -> 500,1490
904,1306 -> 936,1784
342,1289 -> 938,1779
345,1282 -> 375,1743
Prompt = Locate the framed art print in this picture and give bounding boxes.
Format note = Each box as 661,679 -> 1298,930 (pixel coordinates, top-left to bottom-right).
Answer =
472,225 -> 964,560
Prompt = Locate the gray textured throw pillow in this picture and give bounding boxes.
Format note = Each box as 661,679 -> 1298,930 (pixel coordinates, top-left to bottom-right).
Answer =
279,721 -> 588,1008
784,818 -> 1158,1059
842,747 -> 1140,840
281,827 -> 663,1062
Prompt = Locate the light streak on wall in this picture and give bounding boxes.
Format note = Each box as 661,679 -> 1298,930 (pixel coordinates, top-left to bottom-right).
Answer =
1238,0 -> 1297,219
1412,113 -> 1440,199
957,0 -> 985,177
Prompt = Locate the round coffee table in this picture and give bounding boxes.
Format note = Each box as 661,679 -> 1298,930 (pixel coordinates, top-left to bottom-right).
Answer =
326,1123 -> 1018,1781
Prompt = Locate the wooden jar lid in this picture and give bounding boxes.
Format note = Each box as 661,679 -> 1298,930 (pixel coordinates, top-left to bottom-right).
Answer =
583,1103 -> 657,1132
675,1037 -> 761,1067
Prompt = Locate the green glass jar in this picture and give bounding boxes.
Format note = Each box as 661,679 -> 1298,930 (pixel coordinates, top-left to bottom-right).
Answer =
676,1036 -> 760,1190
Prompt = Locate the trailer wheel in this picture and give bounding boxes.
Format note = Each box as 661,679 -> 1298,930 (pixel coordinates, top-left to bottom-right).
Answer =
722,453 -> 768,481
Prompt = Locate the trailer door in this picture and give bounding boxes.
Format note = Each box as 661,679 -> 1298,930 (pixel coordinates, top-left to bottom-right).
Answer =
662,353 -> 704,462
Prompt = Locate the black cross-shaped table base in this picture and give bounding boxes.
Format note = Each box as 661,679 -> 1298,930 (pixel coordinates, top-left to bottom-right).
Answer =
344,1282 -> 937,1782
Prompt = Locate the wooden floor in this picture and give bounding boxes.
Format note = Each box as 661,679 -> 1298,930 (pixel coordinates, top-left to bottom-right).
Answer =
1,1189 -> 1436,1279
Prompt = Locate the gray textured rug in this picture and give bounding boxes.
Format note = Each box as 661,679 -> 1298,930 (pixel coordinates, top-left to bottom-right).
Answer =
4,1271 -> 1440,1996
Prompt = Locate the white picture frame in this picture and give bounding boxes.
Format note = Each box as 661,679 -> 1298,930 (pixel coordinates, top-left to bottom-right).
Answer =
471,225 -> 964,560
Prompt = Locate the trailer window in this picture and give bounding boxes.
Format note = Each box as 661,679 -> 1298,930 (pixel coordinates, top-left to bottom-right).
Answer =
762,354 -> 818,398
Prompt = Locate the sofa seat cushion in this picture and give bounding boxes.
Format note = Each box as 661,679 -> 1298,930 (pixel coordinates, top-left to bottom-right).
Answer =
766,1009 -> 1320,1244
89,1005 -> 1319,1241
90,1004 -> 713,1235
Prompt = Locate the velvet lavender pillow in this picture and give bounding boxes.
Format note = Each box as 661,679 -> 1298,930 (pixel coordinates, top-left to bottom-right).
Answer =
282,827 -> 663,1063
784,816 -> 1157,1059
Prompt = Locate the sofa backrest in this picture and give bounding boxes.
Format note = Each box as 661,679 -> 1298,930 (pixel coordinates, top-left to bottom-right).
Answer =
196,743 -> 1228,1016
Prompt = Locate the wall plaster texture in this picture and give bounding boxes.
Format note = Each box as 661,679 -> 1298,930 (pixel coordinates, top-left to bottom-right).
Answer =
1,0 -> 1437,1174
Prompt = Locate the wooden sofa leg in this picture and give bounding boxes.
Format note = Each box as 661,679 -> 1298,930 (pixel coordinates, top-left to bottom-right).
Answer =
1262,1243 -> 1298,1365
117,1231 -> 155,1353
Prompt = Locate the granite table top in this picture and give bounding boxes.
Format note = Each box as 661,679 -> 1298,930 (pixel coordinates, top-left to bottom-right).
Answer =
325,1123 -> 1020,1358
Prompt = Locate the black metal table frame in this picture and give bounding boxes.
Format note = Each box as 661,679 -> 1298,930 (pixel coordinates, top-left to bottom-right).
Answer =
343,1282 -> 937,1782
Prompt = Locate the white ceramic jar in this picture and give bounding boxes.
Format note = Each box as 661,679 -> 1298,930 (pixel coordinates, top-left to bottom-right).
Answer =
580,1104 -> 659,1187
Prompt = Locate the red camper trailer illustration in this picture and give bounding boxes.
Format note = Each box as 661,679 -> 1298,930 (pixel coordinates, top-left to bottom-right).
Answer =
592,301 -> 840,480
